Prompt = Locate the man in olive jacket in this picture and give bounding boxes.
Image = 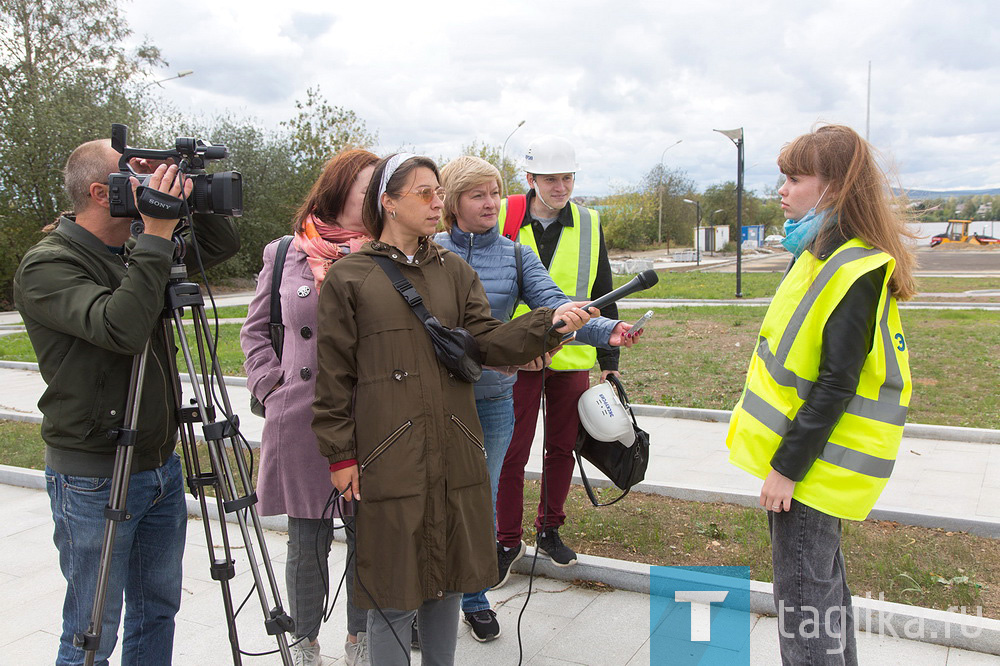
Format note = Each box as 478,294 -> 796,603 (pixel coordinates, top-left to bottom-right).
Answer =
13,139 -> 240,665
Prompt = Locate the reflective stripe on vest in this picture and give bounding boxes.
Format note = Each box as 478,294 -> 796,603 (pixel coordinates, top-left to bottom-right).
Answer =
503,201 -> 600,370
726,239 -> 911,520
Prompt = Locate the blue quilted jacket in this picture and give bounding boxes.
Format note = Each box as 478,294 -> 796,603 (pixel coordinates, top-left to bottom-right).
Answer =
434,224 -> 618,400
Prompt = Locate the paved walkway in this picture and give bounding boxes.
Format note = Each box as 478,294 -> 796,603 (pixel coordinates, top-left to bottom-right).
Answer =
2,481 -> 998,664
1,363 -> 997,534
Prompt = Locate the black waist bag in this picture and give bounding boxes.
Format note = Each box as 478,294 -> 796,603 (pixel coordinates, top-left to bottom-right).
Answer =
371,255 -> 483,383
575,375 -> 650,506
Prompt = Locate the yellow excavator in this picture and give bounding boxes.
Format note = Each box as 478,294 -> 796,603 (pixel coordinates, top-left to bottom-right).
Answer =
930,220 -> 1000,247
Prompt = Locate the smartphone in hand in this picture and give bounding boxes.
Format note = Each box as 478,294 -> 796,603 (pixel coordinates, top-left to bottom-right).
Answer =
625,310 -> 654,338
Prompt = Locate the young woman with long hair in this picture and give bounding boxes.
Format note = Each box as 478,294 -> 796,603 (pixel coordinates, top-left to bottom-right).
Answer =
727,124 -> 916,665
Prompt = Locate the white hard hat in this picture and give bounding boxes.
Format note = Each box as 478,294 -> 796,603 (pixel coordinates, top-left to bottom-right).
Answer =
578,381 -> 636,447
522,135 -> 578,175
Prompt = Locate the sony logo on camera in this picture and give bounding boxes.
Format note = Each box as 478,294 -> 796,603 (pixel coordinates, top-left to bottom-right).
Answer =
106,123 -> 243,220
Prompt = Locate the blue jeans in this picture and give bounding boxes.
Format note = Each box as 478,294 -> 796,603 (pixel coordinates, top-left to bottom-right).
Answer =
769,500 -> 858,666
46,453 -> 187,666
461,392 -> 514,614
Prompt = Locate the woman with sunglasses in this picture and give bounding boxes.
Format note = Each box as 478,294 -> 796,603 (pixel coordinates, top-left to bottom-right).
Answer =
312,153 -> 595,665
241,149 -> 377,665
434,155 -> 638,643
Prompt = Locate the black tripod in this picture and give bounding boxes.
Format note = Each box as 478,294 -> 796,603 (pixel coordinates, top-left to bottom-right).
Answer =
75,237 -> 294,665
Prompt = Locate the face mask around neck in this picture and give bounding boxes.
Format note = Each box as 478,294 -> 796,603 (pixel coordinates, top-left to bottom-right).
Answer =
781,183 -> 831,257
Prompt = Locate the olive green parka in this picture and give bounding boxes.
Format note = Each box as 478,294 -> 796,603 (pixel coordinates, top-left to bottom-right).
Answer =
312,239 -> 563,610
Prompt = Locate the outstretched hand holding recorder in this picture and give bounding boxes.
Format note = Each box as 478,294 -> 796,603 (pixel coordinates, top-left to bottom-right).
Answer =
548,269 -> 660,333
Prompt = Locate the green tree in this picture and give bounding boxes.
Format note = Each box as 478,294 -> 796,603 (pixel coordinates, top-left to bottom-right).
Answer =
280,86 -> 376,195
0,0 -> 160,305
445,140 -> 526,197
182,88 -> 379,282
641,163 -> 696,247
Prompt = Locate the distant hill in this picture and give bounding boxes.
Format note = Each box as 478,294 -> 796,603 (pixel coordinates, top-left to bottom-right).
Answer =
899,187 -> 1000,198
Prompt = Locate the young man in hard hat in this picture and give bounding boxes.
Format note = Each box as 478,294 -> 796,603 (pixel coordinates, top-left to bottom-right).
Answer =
494,135 -> 620,583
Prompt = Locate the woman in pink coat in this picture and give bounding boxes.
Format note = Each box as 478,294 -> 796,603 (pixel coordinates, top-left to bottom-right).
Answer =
241,149 -> 378,666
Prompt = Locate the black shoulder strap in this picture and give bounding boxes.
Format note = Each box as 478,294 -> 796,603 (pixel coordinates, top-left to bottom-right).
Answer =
370,255 -> 435,324
268,235 -> 294,359
575,448 -> 632,507
514,242 -> 524,304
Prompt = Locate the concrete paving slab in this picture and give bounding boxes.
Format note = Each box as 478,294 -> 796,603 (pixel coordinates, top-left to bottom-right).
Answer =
948,648 -> 1000,664
538,588 -> 649,664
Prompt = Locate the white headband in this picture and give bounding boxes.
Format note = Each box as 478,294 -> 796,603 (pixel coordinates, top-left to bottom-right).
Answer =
377,152 -> 418,214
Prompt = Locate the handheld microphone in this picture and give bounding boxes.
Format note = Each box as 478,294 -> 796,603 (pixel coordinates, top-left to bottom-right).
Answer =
549,269 -> 659,332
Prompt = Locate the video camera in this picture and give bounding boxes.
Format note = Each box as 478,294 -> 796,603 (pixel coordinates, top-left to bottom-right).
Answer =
107,123 -> 243,219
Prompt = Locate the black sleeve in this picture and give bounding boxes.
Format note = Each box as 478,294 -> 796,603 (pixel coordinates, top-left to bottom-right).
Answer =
183,214 -> 241,272
769,265 -> 885,481
593,225 -> 620,371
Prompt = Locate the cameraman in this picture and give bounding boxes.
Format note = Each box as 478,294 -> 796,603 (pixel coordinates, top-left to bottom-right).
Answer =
13,138 -> 240,665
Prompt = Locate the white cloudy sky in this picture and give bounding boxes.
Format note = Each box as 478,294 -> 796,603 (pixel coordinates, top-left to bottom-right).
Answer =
126,0 -> 1000,197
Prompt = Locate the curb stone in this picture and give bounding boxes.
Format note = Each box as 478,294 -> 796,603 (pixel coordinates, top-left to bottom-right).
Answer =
2,465 -> 997,655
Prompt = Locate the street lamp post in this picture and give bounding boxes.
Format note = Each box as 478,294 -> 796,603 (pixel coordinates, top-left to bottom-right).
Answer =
501,120 -> 526,192
657,139 -> 682,245
140,69 -> 194,91
682,198 -> 702,266
714,127 -> 744,298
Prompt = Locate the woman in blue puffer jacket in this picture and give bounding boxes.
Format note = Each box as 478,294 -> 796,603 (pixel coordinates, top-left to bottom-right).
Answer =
434,155 -> 635,643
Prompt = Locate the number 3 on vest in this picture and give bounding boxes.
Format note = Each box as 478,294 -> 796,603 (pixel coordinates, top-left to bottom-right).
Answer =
895,333 -> 906,351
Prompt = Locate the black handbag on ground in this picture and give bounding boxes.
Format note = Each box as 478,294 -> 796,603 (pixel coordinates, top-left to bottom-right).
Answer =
249,235 -> 293,417
371,255 -> 483,383
574,374 -> 650,506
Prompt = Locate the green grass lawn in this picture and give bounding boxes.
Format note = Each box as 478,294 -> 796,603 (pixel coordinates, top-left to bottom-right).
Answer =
3,306 -> 997,428
608,305 -> 1000,429
612,272 -> 782,299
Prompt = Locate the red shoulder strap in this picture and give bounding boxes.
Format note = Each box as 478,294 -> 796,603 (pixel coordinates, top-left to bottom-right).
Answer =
502,194 -> 527,240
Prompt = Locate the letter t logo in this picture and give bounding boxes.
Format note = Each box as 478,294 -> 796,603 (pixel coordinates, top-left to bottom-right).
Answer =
674,591 -> 729,641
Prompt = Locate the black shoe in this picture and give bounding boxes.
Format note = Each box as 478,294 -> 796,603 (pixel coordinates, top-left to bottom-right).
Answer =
463,609 -> 501,642
411,618 -> 420,650
492,540 -> 526,590
537,528 -> 577,567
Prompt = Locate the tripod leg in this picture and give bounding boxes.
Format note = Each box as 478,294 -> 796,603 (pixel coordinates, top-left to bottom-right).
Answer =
76,345 -> 150,666
191,304 -> 295,662
166,285 -> 294,665
165,317 -> 244,666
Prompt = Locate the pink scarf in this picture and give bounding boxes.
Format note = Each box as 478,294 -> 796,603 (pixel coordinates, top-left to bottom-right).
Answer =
293,214 -> 369,287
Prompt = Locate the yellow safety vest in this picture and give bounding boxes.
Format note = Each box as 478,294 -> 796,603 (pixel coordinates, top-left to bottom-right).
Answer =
500,199 -> 601,371
726,238 -> 911,521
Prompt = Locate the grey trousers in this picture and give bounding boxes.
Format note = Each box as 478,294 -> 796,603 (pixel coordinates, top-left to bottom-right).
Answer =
769,500 -> 858,666
286,516 -> 367,641
367,593 -> 462,666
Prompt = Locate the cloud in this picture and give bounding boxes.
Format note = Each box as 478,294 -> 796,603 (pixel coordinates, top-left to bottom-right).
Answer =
124,0 -> 1000,195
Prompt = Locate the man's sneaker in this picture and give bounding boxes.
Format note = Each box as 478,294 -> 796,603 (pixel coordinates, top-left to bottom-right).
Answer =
492,540 -> 526,590
463,608 -> 501,642
291,638 -> 324,666
344,631 -> 369,666
411,618 -> 420,650
537,528 -> 577,567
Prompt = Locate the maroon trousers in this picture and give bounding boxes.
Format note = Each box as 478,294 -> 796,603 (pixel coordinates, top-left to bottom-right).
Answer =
496,368 -> 590,547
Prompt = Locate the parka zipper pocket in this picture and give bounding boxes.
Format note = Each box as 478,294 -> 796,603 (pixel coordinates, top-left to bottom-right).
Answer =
450,415 -> 486,458
360,420 -> 413,473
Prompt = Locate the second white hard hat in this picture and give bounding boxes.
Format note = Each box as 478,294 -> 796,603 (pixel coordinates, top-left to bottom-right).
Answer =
522,135 -> 578,175
578,381 -> 636,447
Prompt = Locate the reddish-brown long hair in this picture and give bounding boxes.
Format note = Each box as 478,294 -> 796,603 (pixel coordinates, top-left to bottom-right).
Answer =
293,149 -> 379,233
778,124 -> 917,300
